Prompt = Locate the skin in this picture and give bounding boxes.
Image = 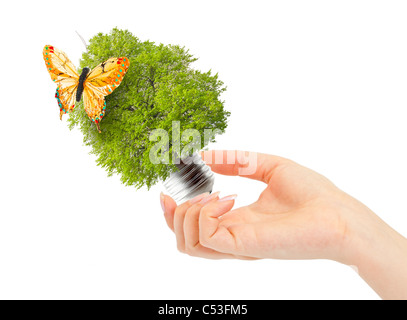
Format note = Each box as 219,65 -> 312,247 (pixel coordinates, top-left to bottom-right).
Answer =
161,150 -> 407,300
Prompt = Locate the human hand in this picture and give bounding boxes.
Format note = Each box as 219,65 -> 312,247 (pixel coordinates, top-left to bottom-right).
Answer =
160,150 -> 359,262
160,150 -> 407,298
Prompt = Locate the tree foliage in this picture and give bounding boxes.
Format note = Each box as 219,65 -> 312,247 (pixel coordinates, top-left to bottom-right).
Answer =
68,28 -> 230,189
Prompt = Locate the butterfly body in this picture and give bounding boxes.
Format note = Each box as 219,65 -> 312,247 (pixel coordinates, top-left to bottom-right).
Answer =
43,45 -> 130,132
76,67 -> 90,102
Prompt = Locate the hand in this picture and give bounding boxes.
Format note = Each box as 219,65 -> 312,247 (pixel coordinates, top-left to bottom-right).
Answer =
161,150 -> 355,261
160,150 -> 407,299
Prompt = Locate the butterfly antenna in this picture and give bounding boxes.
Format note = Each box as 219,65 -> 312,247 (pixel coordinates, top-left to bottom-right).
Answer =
75,30 -> 88,51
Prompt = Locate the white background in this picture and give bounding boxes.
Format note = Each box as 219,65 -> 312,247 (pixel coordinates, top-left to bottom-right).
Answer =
1,0 -> 406,300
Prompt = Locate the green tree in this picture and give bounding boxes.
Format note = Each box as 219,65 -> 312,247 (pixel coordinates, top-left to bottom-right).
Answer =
68,28 -> 230,189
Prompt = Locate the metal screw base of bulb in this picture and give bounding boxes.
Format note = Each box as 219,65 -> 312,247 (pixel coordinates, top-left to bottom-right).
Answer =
163,153 -> 215,204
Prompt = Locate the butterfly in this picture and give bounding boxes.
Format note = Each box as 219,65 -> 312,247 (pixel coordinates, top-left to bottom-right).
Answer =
43,45 -> 130,133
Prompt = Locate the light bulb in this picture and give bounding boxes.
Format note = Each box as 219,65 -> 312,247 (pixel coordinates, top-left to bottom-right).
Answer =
163,152 -> 214,203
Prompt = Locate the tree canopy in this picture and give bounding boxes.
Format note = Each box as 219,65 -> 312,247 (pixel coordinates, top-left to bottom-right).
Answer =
68,28 -> 230,189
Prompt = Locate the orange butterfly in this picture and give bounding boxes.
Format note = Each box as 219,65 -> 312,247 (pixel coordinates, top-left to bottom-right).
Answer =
43,45 -> 130,133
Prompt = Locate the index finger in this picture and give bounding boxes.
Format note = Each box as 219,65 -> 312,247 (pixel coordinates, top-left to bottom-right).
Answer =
200,150 -> 289,184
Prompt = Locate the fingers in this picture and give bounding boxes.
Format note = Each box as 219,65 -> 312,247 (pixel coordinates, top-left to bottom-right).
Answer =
201,150 -> 289,184
174,192 -> 215,252
199,195 -> 238,252
161,192 -> 177,231
182,194 -> 237,259
161,191 -> 244,259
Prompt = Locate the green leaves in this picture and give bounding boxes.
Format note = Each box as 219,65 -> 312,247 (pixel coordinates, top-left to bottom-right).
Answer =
67,28 -> 230,189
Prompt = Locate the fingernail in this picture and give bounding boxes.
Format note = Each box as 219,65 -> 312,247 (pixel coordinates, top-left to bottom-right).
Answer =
189,192 -> 210,204
199,191 -> 220,204
160,192 -> 166,213
218,194 -> 237,202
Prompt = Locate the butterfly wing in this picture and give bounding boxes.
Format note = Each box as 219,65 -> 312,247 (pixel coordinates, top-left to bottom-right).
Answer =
43,45 -> 79,119
55,85 -> 78,120
83,57 -> 130,132
82,85 -> 106,133
85,57 -> 130,95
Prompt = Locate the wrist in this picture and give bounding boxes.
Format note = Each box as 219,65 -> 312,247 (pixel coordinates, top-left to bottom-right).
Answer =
339,202 -> 407,299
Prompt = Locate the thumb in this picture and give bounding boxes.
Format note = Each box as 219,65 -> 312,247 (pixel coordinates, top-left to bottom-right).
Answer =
200,150 -> 288,184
